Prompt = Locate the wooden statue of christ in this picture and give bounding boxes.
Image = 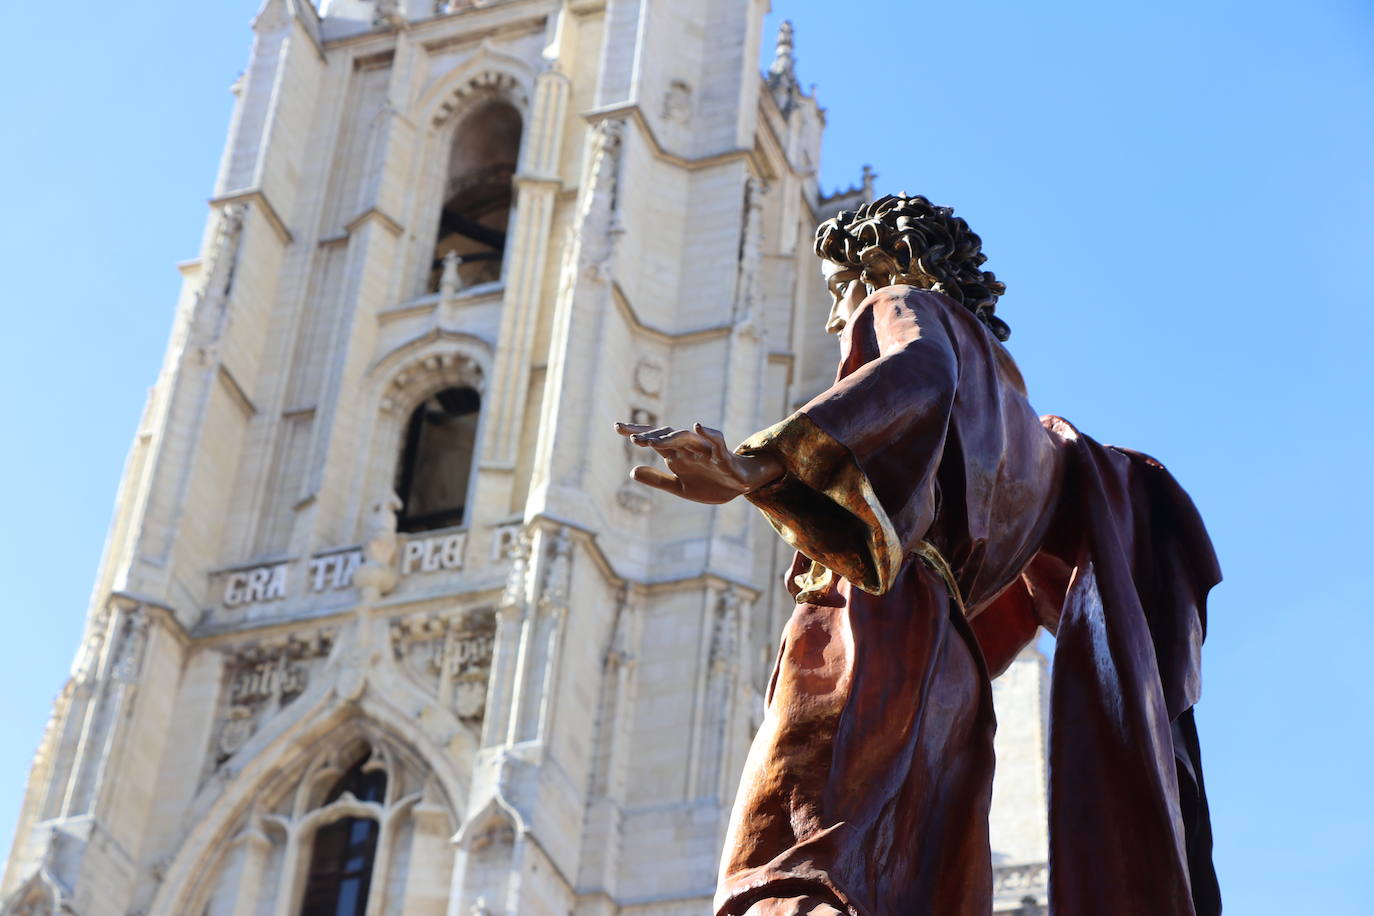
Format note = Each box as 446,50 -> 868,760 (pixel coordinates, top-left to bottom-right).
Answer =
615,194 -> 1220,916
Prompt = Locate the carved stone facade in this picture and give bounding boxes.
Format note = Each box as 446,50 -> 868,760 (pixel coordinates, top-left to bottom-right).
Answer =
3,2 -> 1048,914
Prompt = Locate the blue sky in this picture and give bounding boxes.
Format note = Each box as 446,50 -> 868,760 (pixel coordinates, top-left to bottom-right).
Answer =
0,0 -> 1370,911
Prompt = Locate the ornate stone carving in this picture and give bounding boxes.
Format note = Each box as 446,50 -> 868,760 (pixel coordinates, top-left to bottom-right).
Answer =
378,352 -> 484,414
431,64 -> 528,128
580,118 -> 625,284
216,707 -> 254,759
993,863 -> 1049,897
391,610 -> 497,726
213,629 -> 336,766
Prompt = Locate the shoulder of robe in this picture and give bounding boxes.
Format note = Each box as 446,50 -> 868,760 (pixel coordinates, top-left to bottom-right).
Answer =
867,285 -> 964,315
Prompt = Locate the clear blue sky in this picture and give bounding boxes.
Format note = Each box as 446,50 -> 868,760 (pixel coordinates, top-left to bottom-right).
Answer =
0,0 -> 1369,911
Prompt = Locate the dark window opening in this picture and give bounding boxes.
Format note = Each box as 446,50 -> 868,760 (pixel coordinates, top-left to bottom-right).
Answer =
429,101 -> 523,292
395,386 -> 481,533
300,753 -> 387,916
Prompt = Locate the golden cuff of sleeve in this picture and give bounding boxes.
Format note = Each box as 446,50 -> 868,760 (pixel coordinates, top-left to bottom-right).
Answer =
736,412 -> 904,595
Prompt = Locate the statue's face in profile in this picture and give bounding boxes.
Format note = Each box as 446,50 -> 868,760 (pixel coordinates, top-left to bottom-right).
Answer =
821,259 -> 871,335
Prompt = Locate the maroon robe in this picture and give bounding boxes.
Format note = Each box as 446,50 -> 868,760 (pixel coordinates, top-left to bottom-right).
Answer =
718,287 -> 1219,916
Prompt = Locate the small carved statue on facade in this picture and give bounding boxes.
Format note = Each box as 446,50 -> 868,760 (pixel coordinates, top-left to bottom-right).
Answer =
355,491 -> 403,598
616,193 -> 1220,915
362,491 -> 403,569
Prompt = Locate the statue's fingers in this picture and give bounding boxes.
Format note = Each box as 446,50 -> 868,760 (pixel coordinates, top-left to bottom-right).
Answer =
678,440 -> 712,457
694,423 -> 730,462
630,426 -> 677,445
614,421 -> 656,437
653,428 -> 707,451
630,465 -> 683,493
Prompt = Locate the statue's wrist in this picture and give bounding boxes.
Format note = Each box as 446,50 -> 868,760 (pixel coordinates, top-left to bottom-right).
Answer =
737,452 -> 785,493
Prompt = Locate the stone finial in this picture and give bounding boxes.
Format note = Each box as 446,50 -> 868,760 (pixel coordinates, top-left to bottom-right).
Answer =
768,21 -> 797,86
767,21 -> 800,115
862,164 -> 877,201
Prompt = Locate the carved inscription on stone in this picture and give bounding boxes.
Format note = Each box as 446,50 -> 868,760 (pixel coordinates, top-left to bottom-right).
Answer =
391,609 -> 495,726
212,531 -> 469,612
994,863 -> 1049,897
491,522 -> 522,561
306,549 -> 363,593
400,532 -> 466,574
223,562 -> 290,607
213,629 -> 336,764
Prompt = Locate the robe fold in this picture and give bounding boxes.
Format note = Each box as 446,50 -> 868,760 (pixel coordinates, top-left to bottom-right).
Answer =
717,286 -> 1219,916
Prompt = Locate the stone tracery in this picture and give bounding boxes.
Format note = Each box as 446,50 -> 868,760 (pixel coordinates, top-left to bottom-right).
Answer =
188,724 -> 456,916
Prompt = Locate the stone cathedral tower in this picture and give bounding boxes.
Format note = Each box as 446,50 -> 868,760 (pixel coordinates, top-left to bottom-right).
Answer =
2,1 -> 1049,914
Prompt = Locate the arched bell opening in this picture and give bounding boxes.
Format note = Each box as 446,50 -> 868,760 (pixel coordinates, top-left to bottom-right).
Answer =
428,101 -> 523,293
393,385 -> 481,533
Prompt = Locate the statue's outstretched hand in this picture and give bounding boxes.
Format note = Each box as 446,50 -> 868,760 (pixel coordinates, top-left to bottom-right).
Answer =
613,422 -> 783,505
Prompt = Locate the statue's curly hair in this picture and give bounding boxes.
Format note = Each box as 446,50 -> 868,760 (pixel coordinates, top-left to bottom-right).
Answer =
814,193 -> 1010,341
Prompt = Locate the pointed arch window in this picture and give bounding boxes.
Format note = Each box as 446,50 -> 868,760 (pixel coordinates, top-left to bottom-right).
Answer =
429,100 -> 523,292
395,386 -> 481,533
300,754 -> 387,916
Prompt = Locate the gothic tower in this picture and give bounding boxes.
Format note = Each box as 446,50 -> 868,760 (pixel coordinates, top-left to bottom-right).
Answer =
2,1 -> 1048,914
